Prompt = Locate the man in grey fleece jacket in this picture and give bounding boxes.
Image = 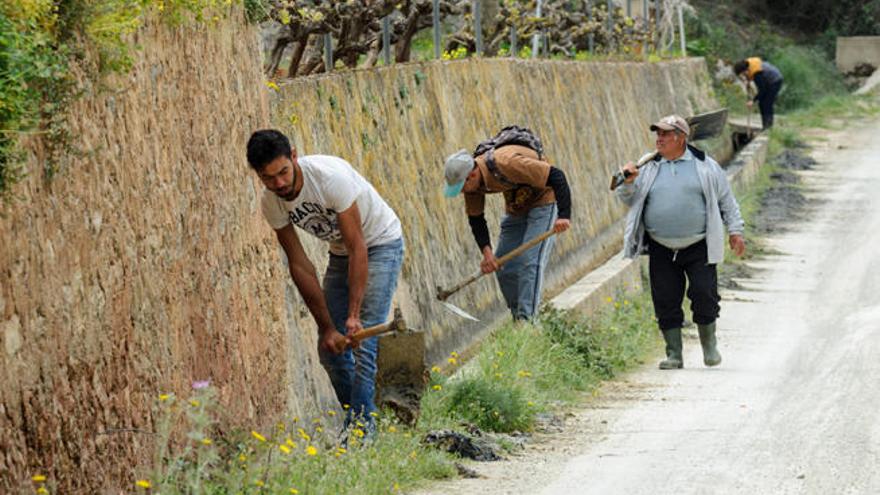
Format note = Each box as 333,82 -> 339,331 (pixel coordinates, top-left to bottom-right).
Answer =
617,115 -> 746,369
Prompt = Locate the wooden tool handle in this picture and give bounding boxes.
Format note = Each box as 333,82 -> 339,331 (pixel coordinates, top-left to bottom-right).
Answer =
437,228 -> 558,301
351,322 -> 392,342
609,151 -> 658,191
495,228 -> 556,267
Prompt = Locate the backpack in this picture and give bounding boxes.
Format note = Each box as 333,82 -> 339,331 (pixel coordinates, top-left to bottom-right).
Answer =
473,126 -> 544,186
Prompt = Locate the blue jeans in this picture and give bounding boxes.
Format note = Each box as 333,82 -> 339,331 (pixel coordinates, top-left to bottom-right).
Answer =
495,204 -> 557,320
319,238 -> 404,425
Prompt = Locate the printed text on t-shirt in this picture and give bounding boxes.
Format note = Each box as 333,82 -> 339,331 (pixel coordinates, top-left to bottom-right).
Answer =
288,201 -> 340,242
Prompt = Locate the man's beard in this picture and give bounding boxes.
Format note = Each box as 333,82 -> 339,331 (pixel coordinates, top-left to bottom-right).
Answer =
273,187 -> 296,201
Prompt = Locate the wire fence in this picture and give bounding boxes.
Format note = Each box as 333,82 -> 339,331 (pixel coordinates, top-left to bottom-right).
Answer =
264,1 -> 692,79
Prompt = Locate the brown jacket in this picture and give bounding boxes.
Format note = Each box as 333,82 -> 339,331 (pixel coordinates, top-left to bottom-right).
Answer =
464,144 -> 555,217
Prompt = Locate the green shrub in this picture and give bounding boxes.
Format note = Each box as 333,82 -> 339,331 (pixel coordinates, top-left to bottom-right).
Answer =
446,377 -> 532,433
768,44 -> 847,112
0,0 -> 246,202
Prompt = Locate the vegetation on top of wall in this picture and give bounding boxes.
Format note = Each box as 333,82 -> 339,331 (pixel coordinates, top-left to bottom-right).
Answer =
0,0 -> 247,203
684,0 -> 852,117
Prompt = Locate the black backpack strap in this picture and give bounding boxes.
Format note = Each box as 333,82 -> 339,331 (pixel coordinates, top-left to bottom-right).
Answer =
484,148 -> 516,187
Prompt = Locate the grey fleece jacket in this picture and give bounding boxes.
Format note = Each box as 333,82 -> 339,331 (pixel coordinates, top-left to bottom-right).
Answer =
616,146 -> 744,264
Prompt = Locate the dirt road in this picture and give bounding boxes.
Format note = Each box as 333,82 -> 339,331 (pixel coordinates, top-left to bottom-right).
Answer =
415,116 -> 880,495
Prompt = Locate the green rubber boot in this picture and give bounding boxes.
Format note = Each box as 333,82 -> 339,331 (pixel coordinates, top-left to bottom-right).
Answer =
659,327 -> 683,370
698,322 -> 722,367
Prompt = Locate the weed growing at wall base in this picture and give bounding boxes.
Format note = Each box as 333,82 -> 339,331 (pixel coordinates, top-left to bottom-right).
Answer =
138,386 -> 456,494
420,287 -> 658,435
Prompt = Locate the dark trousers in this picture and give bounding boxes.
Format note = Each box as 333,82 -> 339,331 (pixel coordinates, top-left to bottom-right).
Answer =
647,237 -> 720,331
758,80 -> 783,129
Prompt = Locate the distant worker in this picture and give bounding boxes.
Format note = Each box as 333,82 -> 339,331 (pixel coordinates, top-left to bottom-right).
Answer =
734,57 -> 784,129
246,129 -> 404,426
617,115 -> 746,369
443,126 -> 571,321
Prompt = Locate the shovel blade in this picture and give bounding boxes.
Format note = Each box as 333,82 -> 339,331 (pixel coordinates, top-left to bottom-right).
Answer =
440,301 -> 479,321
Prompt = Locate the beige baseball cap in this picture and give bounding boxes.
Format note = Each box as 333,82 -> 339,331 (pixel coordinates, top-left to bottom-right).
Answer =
650,114 -> 690,136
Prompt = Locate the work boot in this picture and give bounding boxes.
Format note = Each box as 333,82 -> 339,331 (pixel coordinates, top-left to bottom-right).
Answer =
659,327 -> 683,370
698,322 -> 722,367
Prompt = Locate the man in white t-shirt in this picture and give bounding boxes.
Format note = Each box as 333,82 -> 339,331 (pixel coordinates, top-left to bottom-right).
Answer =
246,129 -> 404,425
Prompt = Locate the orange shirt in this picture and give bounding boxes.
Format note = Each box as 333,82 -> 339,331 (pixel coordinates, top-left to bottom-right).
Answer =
745,57 -> 763,80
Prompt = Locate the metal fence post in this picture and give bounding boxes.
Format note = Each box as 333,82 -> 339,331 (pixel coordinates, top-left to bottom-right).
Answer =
510,24 -> 518,57
606,0 -> 613,53
678,3 -> 686,56
474,0 -> 483,55
532,0 -> 542,58
323,33 -> 333,71
433,0 -> 441,59
654,0 -> 659,53
586,0 -> 594,53
383,16 -> 392,64
643,0 -> 647,19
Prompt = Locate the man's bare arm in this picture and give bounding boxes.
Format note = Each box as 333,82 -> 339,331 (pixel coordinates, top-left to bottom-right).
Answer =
337,203 -> 368,337
275,225 -> 347,353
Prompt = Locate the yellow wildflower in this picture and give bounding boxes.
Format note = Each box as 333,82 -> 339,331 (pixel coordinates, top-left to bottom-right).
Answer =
285,438 -> 297,449
494,373 -> 503,379
290,489 -> 300,494
393,482 -> 400,491
37,487 -> 49,495
238,454 -> 248,462
496,351 -> 504,357
431,366 -> 441,373
342,404 -> 350,410
614,302 -> 620,309
409,451 -> 417,459
316,426 -> 323,433
337,447 -> 347,454
135,480 -> 151,489
327,410 -> 337,417
352,428 -> 365,438
292,416 -> 299,423
447,357 -> 457,365
297,428 -> 310,441
370,411 -> 379,418
527,401 -> 535,407
31,475 -> 47,482
306,445 -> 318,456
432,384 -> 442,391
387,426 -> 397,433
254,479 -> 264,487
158,394 -> 170,401
201,438 -> 213,446
450,351 -> 459,358
277,422 -> 286,431
265,81 -> 280,91
189,400 -> 200,407
624,300 -> 630,305
517,370 -> 532,378
605,296 -> 613,303
279,445 -> 291,454
251,431 -> 267,442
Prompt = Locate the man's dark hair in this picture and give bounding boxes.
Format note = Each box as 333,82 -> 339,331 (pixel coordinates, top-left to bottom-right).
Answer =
247,129 -> 292,170
733,60 -> 749,76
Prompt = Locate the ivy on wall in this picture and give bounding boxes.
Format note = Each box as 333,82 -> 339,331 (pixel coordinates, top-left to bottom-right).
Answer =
0,0 -> 261,202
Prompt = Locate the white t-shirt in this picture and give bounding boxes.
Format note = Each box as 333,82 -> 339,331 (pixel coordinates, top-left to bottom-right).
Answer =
261,155 -> 402,256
